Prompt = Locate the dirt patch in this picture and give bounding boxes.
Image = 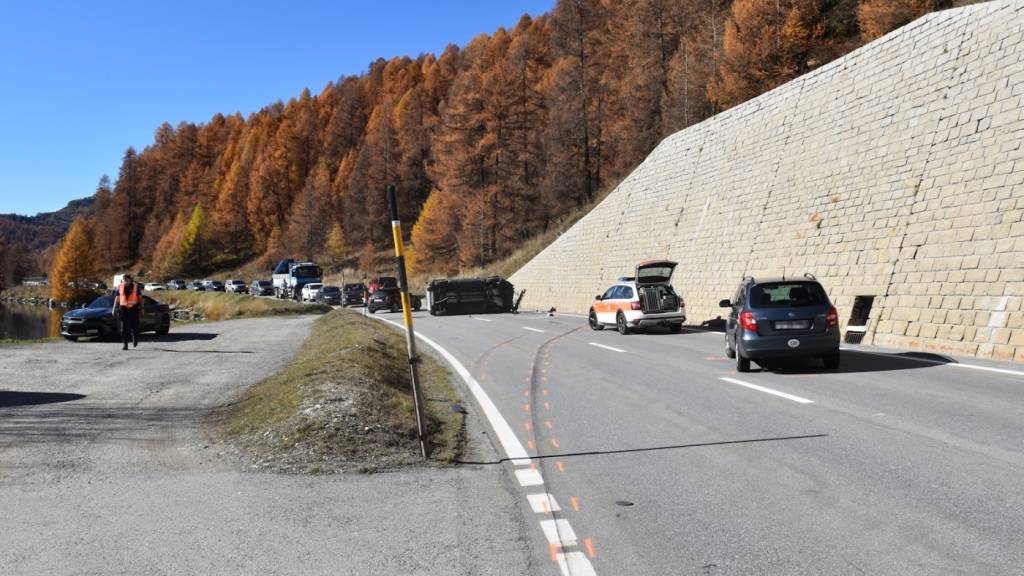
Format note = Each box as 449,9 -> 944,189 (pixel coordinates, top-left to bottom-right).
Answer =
216,309 -> 462,473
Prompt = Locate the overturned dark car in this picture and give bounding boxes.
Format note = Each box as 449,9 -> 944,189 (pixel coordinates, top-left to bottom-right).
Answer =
426,276 -> 519,316
60,295 -> 171,341
367,288 -> 422,314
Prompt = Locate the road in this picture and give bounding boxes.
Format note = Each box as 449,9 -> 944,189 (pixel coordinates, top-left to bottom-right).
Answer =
0,315 -> 533,576
376,309 -> 1024,576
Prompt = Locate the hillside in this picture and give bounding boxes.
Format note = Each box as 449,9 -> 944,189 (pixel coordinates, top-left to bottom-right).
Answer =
0,197 -> 94,252
45,0 -> 975,281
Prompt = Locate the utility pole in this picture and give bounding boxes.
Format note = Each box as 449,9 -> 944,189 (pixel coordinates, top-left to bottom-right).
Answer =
386,185 -> 428,458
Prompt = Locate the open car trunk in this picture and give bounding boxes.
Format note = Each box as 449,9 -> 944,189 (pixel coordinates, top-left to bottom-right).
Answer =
635,260 -> 680,313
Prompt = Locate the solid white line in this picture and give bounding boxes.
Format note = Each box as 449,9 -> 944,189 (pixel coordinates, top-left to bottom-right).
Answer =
840,347 -> 1024,377
589,342 -> 626,353
526,493 -> 561,513
472,317 -> 493,322
719,377 -> 815,404
557,552 -> 597,576
515,468 -> 544,487
522,326 -> 545,333
539,519 -> 578,547
373,316 -> 532,465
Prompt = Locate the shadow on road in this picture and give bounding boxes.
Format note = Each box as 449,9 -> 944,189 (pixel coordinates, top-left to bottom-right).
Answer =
148,348 -> 254,354
0,391 -> 86,409
149,332 -> 218,342
456,433 -> 828,465
754,350 -> 953,375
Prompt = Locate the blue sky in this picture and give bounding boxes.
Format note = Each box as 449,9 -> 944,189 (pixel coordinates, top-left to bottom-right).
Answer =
0,0 -> 553,216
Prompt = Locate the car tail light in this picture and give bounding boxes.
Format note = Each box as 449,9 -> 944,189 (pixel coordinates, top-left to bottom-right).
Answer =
739,311 -> 757,332
630,301 -> 642,311
826,306 -> 838,328
679,298 -> 685,310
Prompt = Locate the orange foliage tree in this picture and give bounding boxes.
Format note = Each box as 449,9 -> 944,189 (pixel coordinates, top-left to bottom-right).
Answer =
49,217 -> 97,303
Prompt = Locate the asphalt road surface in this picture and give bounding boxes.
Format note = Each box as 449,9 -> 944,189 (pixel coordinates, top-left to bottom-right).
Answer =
0,316 -> 533,576
370,309 -> 1024,576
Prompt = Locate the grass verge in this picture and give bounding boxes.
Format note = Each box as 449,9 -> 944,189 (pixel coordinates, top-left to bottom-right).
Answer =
0,337 -> 59,346
160,291 -> 331,321
217,308 -> 462,473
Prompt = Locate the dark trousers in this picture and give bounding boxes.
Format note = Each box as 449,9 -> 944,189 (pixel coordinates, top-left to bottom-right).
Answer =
119,307 -> 140,345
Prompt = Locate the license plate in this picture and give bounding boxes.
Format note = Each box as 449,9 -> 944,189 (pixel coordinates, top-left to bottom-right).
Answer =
775,320 -> 810,330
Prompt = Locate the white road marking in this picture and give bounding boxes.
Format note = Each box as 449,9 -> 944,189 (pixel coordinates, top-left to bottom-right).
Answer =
589,342 -> 626,353
557,552 -> 597,576
515,468 -> 544,487
373,316 -> 531,465
527,493 -> 561,513
472,317 -> 493,322
539,519 -> 578,547
719,377 -> 815,404
840,347 -> 1024,377
523,326 -> 545,333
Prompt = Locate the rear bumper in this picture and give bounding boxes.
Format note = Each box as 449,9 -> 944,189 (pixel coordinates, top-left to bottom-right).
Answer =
626,311 -> 686,327
739,330 -> 840,358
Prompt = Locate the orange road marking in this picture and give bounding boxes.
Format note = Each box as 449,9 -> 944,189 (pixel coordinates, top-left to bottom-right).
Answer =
542,500 -> 551,514
584,538 -> 596,559
542,389 -> 549,396
527,440 -> 535,450
543,402 -> 551,410
530,463 -> 537,471
523,404 -> 531,412
555,461 -> 566,473
524,390 -> 530,396
570,496 -> 580,512
544,420 -> 553,430
524,422 -> 533,431
550,438 -> 560,449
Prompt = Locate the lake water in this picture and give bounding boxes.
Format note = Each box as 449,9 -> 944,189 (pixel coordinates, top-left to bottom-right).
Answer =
0,303 -> 63,340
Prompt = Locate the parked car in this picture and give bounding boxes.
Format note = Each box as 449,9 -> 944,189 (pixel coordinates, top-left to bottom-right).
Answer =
225,279 -> 248,294
343,283 -> 366,306
720,274 -> 840,372
202,280 -> 226,292
167,279 -> 187,290
588,260 -> 686,335
188,280 -> 206,291
250,279 -> 274,296
368,288 -> 422,313
60,294 -> 171,341
143,282 -> 165,291
300,283 -> 324,302
316,285 -> 342,305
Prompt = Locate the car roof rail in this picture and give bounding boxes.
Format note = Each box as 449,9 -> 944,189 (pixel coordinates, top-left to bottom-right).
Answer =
803,272 -> 817,281
741,275 -> 755,284
618,276 -> 635,282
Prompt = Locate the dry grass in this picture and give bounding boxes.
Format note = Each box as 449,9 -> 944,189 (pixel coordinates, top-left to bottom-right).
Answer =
1,284 -> 53,301
217,309 -> 462,473
160,291 -> 331,321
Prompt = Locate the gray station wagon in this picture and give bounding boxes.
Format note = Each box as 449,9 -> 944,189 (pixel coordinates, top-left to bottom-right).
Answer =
720,274 -> 840,372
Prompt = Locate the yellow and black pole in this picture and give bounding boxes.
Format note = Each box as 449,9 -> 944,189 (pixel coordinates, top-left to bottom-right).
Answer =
387,185 -> 428,458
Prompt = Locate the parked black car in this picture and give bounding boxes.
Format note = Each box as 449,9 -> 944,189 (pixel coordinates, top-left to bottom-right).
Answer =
720,274 -> 840,372
61,295 -> 171,341
368,288 -> 422,313
316,285 -> 342,305
343,283 -> 366,306
202,280 -> 226,292
250,279 -> 274,296
167,279 -> 188,290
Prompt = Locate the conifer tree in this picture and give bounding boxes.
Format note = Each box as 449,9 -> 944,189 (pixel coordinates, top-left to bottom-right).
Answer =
50,217 -> 97,303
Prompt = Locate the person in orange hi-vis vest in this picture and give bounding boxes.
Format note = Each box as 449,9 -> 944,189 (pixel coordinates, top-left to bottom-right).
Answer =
112,274 -> 144,350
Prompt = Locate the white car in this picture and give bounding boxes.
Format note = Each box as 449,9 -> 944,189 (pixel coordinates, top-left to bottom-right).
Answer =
143,282 -> 165,291
300,283 -> 324,302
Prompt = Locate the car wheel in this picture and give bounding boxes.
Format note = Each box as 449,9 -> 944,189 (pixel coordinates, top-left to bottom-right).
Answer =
669,324 -> 682,334
588,309 -> 603,331
157,315 -> 170,335
736,348 -> 751,373
823,351 -> 840,370
616,312 -> 630,335
724,333 -> 736,358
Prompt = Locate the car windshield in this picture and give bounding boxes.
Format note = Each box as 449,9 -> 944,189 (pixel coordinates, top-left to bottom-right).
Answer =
257,281 -> 271,287
321,287 -> 340,294
376,277 -> 398,289
749,282 -> 828,308
87,296 -> 115,309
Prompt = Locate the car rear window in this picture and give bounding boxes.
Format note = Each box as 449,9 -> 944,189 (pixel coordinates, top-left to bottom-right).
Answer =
749,282 -> 828,308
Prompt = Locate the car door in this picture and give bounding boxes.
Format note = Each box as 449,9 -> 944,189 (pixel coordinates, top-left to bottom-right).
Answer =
727,286 -> 743,347
595,286 -> 621,324
141,297 -> 158,331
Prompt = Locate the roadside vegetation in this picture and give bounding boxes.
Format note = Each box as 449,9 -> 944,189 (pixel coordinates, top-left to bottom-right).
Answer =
0,336 -> 59,346
217,309 -> 462,473
160,291 -> 330,322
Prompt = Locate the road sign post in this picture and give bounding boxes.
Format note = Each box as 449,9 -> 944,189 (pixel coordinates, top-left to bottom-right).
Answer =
386,185 -> 429,458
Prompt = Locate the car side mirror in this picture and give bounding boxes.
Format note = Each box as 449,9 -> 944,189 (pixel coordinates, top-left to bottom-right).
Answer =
719,299 -> 732,308
595,295 -> 603,301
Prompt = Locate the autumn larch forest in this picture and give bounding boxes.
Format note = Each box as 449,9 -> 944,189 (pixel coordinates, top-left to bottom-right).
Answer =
22,0 -> 966,290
